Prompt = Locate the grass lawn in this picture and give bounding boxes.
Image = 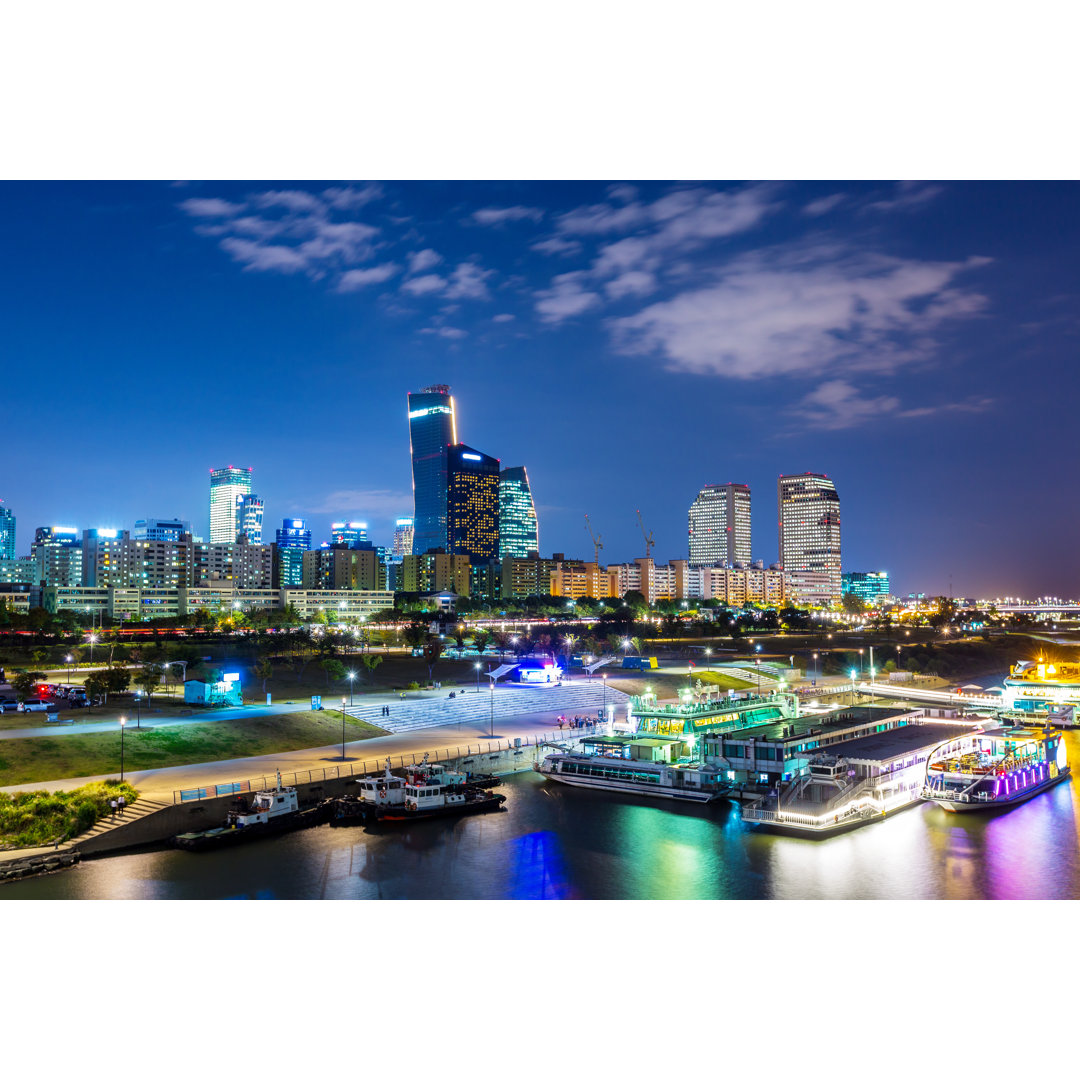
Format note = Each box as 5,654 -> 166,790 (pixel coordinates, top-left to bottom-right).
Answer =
0,711 -> 387,787
0,780 -> 139,849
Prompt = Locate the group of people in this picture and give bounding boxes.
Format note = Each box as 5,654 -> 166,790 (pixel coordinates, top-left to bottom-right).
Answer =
556,715 -> 598,731
109,795 -> 126,817
379,705 -> 391,717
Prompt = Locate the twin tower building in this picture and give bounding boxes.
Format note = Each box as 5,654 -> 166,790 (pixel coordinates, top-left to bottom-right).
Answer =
408,385 -> 538,566
689,475 -> 842,599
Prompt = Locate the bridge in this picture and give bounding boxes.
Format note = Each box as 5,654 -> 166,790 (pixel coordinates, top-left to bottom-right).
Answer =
853,681 -> 1004,708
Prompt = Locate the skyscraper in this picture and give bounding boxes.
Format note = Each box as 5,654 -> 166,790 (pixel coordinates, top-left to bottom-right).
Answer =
499,466 -> 538,559
330,521 -> 368,547
209,466 -> 253,543
236,493 -> 264,544
393,518 -> 414,556
408,384 -> 456,555
0,500 -> 15,561
275,518 -> 312,549
31,526 -> 82,586
134,518 -> 191,542
688,483 -> 751,568
778,473 -> 841,601
447,444 -> 500,565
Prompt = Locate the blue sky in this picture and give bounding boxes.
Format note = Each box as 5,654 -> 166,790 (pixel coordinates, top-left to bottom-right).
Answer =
1,180 -> 1077,598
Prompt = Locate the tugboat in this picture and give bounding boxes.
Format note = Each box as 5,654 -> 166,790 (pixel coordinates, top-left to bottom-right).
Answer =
921,723 -> 1070,812
174,772 -> 329,850
330,756 -> 506,826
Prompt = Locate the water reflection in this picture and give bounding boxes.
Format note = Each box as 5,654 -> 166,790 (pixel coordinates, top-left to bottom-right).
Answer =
4,736 -> 1080,900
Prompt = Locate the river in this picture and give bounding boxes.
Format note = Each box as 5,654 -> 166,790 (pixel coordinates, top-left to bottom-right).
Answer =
4,727 -> 1080,900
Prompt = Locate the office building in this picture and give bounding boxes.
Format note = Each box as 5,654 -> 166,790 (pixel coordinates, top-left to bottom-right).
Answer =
237,493 -> 264,544
271,545 -> 305,589
82,528 -> 192,589
778,473 -> 842,601
134,518 -> 190,543
0,501 -> 15,561
702,565 -> 786,607
842,571 -> 891,604
549,559 -> 614,600
499,466 -> 539,560
688,483 -> 751,568
500,554 -> 560,600
190,537 -> 273,590
275,518 -> 312,550
0,558 -> 36,585
400,552 -> 471,596
209,466 -> 253,543
393,518 -> 414,557
330,521 -> 368,547
31,526 -> 82,586
408,384 -> 456,555
447,443 -> 500,565
302,547 -> 386,591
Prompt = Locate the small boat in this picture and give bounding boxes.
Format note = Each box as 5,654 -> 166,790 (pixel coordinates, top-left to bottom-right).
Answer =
174,772 -> 329,850
330,756 -> 506,826
921,724 -> 1070,812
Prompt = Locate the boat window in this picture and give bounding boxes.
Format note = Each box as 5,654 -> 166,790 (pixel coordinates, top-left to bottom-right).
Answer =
277,797 -> 284,804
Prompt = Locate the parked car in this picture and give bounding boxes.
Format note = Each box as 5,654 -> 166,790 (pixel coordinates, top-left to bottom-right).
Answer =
0,698 -> 20,713
20,698 -> 50,712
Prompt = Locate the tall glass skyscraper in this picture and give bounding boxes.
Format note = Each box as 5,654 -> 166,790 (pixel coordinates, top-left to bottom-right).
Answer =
275,518 -> 312,549
0,501 -> 15,561
236,494 -> 264,544
688,483 -> 751,568
408,385 -> 456,555
778,473 -> 841,599
209,466 -> 253,543
447,444 -> 500,565
330,521 -> 368,547
499,466 -> 538,559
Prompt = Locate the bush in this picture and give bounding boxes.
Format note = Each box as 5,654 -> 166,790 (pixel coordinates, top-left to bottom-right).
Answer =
407,682 -> 420,691
0,780 -> 139,849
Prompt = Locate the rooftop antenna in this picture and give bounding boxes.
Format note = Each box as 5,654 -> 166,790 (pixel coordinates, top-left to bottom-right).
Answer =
636,509 -> 655,561
584,514 -> 604,565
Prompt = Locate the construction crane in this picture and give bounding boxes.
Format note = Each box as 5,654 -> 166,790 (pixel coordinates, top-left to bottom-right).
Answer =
636,510 -> 655,560
584,514 -> 603,564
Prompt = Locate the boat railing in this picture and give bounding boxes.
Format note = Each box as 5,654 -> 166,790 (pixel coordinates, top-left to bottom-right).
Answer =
172,722 -> 608,803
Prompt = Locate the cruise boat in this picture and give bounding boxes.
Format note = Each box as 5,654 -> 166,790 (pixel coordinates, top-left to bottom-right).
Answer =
921,724 -> 1070,812
174,773 -> 329,850
535,735 -> 726,802
330,756 -> 505,825
1002,660 -> 1080,723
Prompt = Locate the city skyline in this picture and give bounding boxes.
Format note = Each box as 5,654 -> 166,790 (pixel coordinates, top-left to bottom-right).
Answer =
2,181 -> 1078,597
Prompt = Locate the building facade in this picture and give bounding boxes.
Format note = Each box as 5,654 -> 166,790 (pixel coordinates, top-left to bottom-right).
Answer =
82,528 -> 192,590
209,466 -> 253,543
31,526 -> 82,586
842,571 -> 891,604
393,518 -> 414,557
302,547 -> 386,591
777,473 -> 841,601
401,552 -> 471,596
447,443 -> 500,564
134,518 -> 190,542
275,518 -> 312,550
0,501 -> 15,561
499,466 -> 539,560
236,493 -> 264,543
688,483 -> 751,568
330,521 -> 367,547
500,554 -> 559,599
408,384 -> 456,555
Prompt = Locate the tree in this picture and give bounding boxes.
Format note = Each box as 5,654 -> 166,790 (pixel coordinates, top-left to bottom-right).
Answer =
254,657 -> 274,694
403,619 -> 428,649
361,653 -> 383,683
842,593 -> 867,615
472,629 -> 491,655
422,638 -> 444,684
320,657 -> 346,687
11,671 -> 46,700
84,671 -> 110,703
135,667 -> 161,703
104,667 -> 131,694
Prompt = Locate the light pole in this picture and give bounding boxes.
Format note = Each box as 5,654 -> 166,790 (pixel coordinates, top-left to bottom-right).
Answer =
474,661 -> 481,693
755,657 -> 761,695
850,668 -> 857,706
602,672 -> 608,714
705,647 -> 712,670
489,680 -> 494,738
65,654 -> 72,685
812,652 -> 818,683
347,670 -> 355,706
88,633 -> 98,664
134,692 -> 141,729
341,697 -> 347,761
119,717 -> 126,782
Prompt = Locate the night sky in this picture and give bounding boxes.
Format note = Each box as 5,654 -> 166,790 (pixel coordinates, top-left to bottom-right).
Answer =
1,180 -> 1077,599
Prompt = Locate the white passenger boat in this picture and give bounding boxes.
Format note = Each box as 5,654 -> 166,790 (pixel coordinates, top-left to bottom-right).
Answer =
921,724 -> 1070,812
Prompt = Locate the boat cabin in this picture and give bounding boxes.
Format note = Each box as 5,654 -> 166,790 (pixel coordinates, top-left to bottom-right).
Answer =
228,774 -> 299,826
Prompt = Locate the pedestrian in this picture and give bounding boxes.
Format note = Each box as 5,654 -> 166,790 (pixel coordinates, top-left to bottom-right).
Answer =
119,794 -> 126,816
110,798 -> 117,818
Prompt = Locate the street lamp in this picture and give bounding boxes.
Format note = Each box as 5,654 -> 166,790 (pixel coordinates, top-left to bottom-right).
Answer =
705,647 -> 712,670
134,691 -> 142,729
812,652 -> 818,682
474,661 -> 481,693
119,717 -> 126,782
850,668 -> 857,706
347,670 -> 356,706
88,633 -> 98,664
341,697 -> 348,761
65,654 -> 72,684
489,679 -> 494,738
755,657 -> 761,695
602,672 -> 608,713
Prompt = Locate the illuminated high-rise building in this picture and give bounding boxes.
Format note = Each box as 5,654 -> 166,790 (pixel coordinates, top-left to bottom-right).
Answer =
393,518 -> 414,557
275,519 -> 311,549
330,521 -> 368,547
499,467 -> 538,559
134,518 -> 190,543
688,483 -> 751,568
31,526 -> 82,586
209,466 -> 253,543
236,493 -> 264,544
0,500 -> 15,561
447,444 -> 500,565
778,473 -> 841,601
408,384 -> 456,555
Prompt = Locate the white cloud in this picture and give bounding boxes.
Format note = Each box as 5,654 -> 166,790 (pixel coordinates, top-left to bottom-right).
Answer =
253,189 -> 326,214
307,489 -> 413,515
444,261 -> 492,300
531,236 -> 582,257
420,326 -> 468,339
604,270 -> 657,300
803,193 -> 847,216
796,380 -> 995,430
534,271 -> 603,323
866,181 -> 945,213
472,206 -> 544,226
608,183 -> 639,204
610,245 -> 991,379
401,273 -> 448,296
297,220 -> 379,263
322,184 -> 383,210
219,237 -> 311,274
179,197 -> 245,217
555,200 -> 648,235
493,313 -> 516,322
408,248 -> 442,273
336,263 -> 401,291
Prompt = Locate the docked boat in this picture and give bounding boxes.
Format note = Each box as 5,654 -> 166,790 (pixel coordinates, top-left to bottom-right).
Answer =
1001,660 -> 1080,724
921,724 -> 1070,812
535,735 -> 726,803
174,773 -> 329,850
330,756 -> 506,825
